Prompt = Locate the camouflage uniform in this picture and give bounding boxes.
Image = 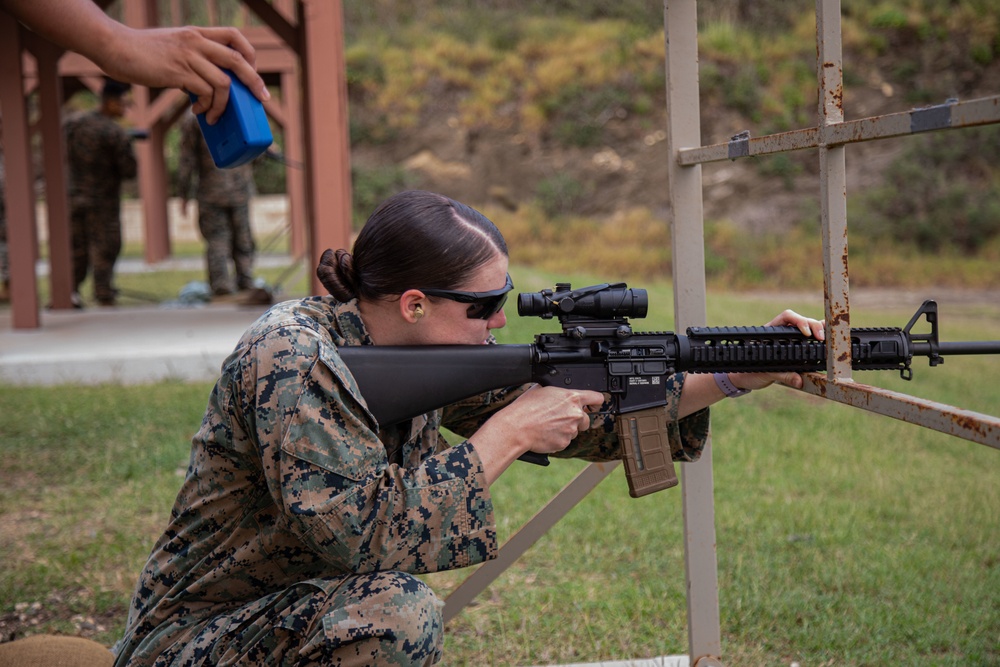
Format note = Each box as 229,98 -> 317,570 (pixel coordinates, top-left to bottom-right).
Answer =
177,113 -> 256,296
114,297 -> 709,666
63,110 -> 137,304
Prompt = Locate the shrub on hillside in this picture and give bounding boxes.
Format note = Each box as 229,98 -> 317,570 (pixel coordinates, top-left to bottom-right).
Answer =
854,125 -> 1000,253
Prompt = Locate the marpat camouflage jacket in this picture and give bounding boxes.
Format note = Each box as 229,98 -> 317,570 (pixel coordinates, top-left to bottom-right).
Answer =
63,110 -> 137,207
117,296 -> 709,657
176,112 -> 254,207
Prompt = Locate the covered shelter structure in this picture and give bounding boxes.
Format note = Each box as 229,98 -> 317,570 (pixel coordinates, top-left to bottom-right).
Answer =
1,2 -> 998,666
0,0 -> 351,329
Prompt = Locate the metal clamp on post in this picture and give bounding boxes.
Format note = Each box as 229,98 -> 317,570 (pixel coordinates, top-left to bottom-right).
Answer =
727,130 -> 751,160
910,97 -> 958,134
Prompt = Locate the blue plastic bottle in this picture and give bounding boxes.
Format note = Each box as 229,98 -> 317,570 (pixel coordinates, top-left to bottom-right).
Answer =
190,70 -> 273,168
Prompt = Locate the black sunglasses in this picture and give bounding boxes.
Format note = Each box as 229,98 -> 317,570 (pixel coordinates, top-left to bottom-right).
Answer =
418,274 -> 514,320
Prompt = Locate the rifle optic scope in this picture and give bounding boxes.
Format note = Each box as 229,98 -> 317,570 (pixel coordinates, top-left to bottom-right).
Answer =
517,283 -> 648,320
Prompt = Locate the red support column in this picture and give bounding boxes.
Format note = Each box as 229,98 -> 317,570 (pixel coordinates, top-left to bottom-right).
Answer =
300,0 -> 352,295
138,121 -> 171,262
282,68 -> 307,258
124,0 -> 171,263
0,13 -> 40,329
33,38 -> 74,310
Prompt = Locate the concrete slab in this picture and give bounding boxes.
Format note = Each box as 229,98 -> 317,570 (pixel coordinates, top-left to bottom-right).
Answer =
0,303 -> 269,386
1,252 -> 304,386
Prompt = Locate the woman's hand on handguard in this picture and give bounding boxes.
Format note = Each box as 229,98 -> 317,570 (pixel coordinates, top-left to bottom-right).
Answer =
469,385 -> 606,485
730,309 -> 826,391
678,309 -> 825,417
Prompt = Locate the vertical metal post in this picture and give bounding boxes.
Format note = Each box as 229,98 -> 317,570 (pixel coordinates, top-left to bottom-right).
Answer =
816,0 -> 852,380
664,2 -> 723,664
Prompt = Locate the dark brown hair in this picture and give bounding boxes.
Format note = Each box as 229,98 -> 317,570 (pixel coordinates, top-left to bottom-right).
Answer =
101,78 -> 132,100
316,190 -> 508,302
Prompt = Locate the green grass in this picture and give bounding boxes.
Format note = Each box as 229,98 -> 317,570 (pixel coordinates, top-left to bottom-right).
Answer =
1,270 -> 998,664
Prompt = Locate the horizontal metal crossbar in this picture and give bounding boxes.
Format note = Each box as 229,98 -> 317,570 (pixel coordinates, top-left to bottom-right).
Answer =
799,374 -> 1000,449
678,94 -> 1000,166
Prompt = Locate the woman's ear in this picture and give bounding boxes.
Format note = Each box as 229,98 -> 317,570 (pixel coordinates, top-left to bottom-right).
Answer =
398,289 -> 428,324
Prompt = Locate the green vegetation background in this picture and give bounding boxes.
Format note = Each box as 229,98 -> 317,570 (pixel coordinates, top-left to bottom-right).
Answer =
4,1 -> 1000,664
81,0 -> 1000,291
337,0 -> 1000,290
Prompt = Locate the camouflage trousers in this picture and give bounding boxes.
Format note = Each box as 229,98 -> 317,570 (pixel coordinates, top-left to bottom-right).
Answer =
71,203 -> 121,302
142,571 -> 444,666
198,202 -> 255,295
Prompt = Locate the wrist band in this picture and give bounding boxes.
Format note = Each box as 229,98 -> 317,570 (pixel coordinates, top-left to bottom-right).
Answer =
713,372 -> 751,398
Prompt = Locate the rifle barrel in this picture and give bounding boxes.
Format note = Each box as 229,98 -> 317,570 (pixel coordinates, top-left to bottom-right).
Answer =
912,341 -> 1000,357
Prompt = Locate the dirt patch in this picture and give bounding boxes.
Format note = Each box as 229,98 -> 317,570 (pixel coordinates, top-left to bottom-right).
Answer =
0,590 -> 123,646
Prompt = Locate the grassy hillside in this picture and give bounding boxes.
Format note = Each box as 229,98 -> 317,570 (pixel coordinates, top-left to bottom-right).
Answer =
336,1 -> 1000,290
99,1 -> 1000,289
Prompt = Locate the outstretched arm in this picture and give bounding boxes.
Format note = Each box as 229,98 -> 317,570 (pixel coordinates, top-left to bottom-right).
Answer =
678,308 -> 826,417
2,0 -> 269,124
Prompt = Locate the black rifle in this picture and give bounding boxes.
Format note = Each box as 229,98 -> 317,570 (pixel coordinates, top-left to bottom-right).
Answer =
339,282 -> 1000,498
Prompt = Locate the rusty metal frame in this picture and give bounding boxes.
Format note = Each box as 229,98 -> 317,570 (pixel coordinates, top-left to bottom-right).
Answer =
677,95 -> 1000,167
667,1 -> 1000,665
672,0 -> 1000,453
442,1 -> 999,666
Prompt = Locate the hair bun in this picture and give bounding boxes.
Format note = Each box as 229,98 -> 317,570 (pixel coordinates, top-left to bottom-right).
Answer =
316,248 -> 358,301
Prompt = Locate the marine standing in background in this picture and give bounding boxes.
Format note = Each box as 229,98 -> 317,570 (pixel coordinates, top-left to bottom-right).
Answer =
177,110 -> 257,298
63,79 -> 138,307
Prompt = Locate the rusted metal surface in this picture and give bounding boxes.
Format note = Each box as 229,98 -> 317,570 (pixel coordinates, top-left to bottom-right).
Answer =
816,0 -> 852,381
693,656 -> 725,667
800,375 -> 1000,449
678,94 -> 1000,166
664,1 -> 998,661
818,139 -> 852,381
681,126 -> 820,165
